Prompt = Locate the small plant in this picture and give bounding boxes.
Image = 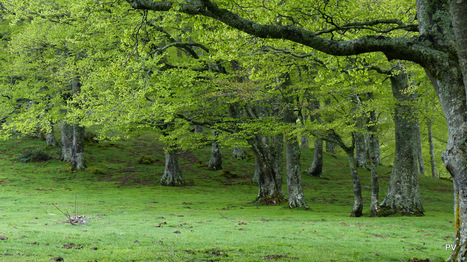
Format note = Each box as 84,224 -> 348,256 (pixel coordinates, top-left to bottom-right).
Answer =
16,149 -> 52,163
138,156 -> 155,164
88,168 -> 105,175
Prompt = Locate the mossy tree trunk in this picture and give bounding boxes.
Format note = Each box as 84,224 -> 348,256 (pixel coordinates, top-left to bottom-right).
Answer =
160,146 -> 184,186
208,132 -> 222,170
379,65 -> 424,216
248,134 -> 285,204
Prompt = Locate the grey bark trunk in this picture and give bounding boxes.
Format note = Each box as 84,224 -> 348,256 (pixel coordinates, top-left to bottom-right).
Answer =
368,111 -> 379,216
208,137 -> 222,170
355,130 -> 369,169
284,106 -> 308,209
372,135 -> 382,165
286,135 -> 309,209
344,147 -> 363,217
306,138 -> 323,178
232,146 -> 246,159
248,134 -> 285,204
160,146 -> 184,186
301,134 -> 309,149
194,125 -> 203,133
71,125 -> 86,170
60,121 -> 73,162
46,124 -> 58,147
414,119 -> 425,175
379,66 -> 424,216
427,120 -> 438,178
326,141 -> 337,154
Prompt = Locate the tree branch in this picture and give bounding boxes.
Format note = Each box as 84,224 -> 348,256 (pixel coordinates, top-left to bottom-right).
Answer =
125,0 -> 439,66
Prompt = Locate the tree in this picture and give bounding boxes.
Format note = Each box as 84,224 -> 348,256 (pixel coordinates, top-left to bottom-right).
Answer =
123,1 -> 466,258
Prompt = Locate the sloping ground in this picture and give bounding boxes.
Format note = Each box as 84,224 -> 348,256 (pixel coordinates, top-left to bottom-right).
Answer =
0,134 -> 454,261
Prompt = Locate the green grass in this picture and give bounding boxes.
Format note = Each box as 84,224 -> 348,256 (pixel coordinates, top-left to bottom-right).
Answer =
0,133 -> 455,261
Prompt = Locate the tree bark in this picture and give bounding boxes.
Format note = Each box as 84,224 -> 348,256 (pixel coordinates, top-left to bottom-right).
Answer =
160,146 -> 184,186
284,104 -> 309,209
301,134 -> 309,149
326,141 -> 337,154
414,118 -> 425,175
208,132 -> 222,170
248,134 -> 285,204
355,129 -> 369,169
286,135 -> 309,209
306,138 -> 323,178
368,111 -> 379,216
71,125 -> 86,170
379,66 -> 424,216
344,147 -> 363,217
427,119 -> 438,178
46,123 -> 58,147
232,146 -> 246,159
60,120 -> 73,162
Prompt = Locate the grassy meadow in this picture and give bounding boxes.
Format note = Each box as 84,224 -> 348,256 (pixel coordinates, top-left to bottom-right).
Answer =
0,133 -> 455,261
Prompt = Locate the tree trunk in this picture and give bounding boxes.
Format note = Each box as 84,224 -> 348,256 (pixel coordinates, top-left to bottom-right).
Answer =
344,147 -> 363,217
355,130 -> 369,169
372,135 -> 382,165
368,111 -> 379,216
248,134 -> 285,204
427,120 -> 438,179
306,138 -> 323,178
232,146 -> 246,159
414,119 -> 425,175
71,125 -> 86,170
379,66 -> 424,216
194,125 -> 203,133
60,120 -> 73,162
326,141 -> 337,154
46,124 -> 58,147
286,135 -> 309,209
208,132 -> 222,170
160,146 -> 184,186
301,134 -> 309,149
284,105 -> 308,209
208,140 -> 222,170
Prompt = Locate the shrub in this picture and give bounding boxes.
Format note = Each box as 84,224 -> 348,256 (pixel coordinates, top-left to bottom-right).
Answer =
17,149 -> 52,163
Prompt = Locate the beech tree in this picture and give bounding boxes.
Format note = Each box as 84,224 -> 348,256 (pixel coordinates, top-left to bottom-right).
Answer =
124,0 -> 466,259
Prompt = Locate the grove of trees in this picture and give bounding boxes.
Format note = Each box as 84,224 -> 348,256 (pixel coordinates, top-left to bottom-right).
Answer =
0,0 -> 464,260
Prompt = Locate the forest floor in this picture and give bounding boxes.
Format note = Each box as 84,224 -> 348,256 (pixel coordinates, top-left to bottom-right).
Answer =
0,133 -> 454,261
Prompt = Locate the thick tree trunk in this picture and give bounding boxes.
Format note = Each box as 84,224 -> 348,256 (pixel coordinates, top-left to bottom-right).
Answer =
379,66 -> 424,216
60,120 -> 73,162
71,125 -> 86,170
208,133 -> 222,170
253,156 -> 259,184
427,120 -> 438,178
232,146 -> 246,159
248,134 -> 285,204
160,146 -> 184,186
306,138 -> 323,178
